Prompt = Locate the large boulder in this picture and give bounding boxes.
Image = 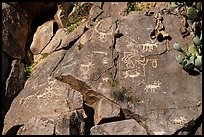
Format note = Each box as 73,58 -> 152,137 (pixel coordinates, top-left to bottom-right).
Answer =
30,20 -> 55,55
4,60 -> 25,105
90,119 -> 148,135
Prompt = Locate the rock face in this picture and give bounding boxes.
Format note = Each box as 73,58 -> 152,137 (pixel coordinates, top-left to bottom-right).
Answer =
2,52 -> 9,82
5,60 -> 25,105
30,20 -> 55,55
54,2 -> 74,28
2,3 -> 31,131
90,119 -> 148,135
2,2 -> 202,135
2,2 -> 30,60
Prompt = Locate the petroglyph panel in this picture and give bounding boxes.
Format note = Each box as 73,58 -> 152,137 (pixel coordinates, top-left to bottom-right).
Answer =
119,37 -> 159,79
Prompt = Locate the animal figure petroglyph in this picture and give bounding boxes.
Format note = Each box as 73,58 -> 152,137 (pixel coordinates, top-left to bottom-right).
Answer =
139,42 -> 158,53
94,20 -> 113,42
144,81 -> 161,93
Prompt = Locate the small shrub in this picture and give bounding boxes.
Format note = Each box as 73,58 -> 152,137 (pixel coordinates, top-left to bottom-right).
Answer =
108,72 -> 119,87
41,53 -> 49,59
24,61 -> 38,79
111,87 -> 140,104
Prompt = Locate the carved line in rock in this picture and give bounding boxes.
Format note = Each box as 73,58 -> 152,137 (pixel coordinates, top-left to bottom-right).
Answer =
19,77 -> 61,106
80,62 -> 95,80
92,51 -> 108,64
121,37 -> 159,78
93,19 -> 113,42
144,81 -> 161,93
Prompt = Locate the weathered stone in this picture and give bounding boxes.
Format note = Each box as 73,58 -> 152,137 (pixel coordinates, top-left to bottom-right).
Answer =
88,5 -> 103,21
17,117 -> 55,135
25,50 -> 66,87
2,50 -> 84,135
3,76 -> 83,135
90,119 -> 148,135
2,52 -> 9,82
2,2 -> 30,60
41,22 -> 87,54
95,2 -> 128,21
30,20 -> 55,55
41,28 -> 66,54
5,60 -> 25,101
115,11 -> 202,135
53,17 -> 116,96
54,2 -> 74,28
92,98 -> 121,125
53,8 -> 201,135
55,109 -> 85,135
2,3 -> 202,135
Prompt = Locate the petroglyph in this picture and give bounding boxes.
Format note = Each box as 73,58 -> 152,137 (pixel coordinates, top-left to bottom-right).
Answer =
150,59 -> 158,68
123,70 -> 140,78
144,81 -> 161,93
121,37 -> 159,79
94,19 -> 113,42
92,51 -> 107,56
102,77 -> 109,82
80,62 -> 94,80
122,48 -> 138,69
92,51 -> 108,64
172,116 -> 188,125
20,77 -> 61,106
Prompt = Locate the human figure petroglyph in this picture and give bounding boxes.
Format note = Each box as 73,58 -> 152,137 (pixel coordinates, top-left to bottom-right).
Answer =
144,81 -> 161,93
80,62 -> 94,80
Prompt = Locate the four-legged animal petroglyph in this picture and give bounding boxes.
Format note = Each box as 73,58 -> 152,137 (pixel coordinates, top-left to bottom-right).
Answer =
144,81 -> 161,93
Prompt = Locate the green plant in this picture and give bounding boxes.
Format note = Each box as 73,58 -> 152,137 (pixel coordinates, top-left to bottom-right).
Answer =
24,61 -> 38,79
173,2 -> 202,72
24,65 -> 32,79
187,7 -> 198,21
173,35 -> 202,71
108,72 -> 119,87
111,87 -> 140,103
41,53 -> 49,59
